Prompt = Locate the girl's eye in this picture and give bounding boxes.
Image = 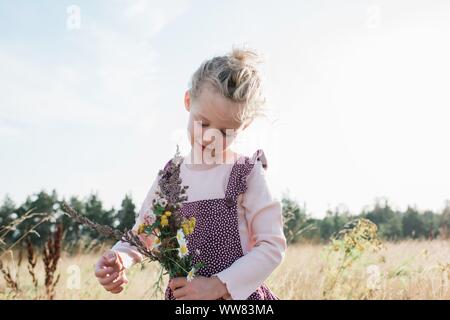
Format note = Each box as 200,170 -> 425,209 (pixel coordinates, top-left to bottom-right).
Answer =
201,123 -> 209,127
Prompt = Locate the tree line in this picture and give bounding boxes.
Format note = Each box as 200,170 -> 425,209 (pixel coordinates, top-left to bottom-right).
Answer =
1,190 -> 449,248
283,196 -> 450,244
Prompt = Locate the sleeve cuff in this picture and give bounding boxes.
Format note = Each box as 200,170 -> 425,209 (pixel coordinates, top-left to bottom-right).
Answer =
114,249 -> 138,269
212,270 -> 256,300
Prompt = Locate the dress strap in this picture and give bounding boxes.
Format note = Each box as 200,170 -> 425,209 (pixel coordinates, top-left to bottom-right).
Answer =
224,149 -> 268,201
251,149 -> 268,170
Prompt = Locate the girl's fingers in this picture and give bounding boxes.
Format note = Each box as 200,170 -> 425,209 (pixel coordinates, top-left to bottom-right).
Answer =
98,272 -> 118,286
110,286 -> 124,294
95,266 -> 115,278
173,286 -> 188,299
104,277 -> 126,292
169,277 -> 187,291
102,251 -> 119,267
94,256 -> 107,273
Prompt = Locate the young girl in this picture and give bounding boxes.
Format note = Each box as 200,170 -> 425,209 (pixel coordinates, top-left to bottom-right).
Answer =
94,47 -> 287,300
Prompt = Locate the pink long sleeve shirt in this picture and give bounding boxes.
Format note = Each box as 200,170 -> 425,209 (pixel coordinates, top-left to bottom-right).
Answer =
111,150 -> 287,300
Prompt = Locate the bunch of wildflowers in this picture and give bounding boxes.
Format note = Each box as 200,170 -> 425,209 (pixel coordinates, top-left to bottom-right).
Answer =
61,146 -> 205,296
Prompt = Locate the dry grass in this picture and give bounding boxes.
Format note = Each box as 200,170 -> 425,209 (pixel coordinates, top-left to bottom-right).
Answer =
0,240 -> 449,300
268,239 -> 450,300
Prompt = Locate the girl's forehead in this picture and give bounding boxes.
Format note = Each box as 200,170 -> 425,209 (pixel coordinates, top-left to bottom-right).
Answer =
194,88 -> 242,127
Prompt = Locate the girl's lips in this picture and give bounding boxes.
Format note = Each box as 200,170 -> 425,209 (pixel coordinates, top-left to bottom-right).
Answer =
197,141 -> 212,151
195,141 -> 206,150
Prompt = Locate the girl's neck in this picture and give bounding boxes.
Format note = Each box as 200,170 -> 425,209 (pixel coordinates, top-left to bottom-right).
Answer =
183,148 -> 240,171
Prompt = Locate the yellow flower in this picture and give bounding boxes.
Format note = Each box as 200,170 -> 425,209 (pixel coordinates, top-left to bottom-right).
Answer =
189,217 -> 196,228
164,211 -> 172,217
180,217 -> 196,235
161,216 -> 169,227
178,242 -> 189,258
137,223 -> 147,234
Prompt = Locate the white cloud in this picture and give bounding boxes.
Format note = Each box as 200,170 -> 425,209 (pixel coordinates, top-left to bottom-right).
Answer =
0,0 -> 192,209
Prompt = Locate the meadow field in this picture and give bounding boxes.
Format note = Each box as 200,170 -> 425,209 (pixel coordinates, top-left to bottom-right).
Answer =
1,240 -> 449,300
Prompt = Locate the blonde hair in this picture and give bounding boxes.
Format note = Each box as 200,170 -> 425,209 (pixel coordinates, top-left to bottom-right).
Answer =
189,46 -> 266,124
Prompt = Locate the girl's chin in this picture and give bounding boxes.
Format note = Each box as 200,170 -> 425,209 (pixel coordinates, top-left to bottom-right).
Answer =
203,148 -> 216,157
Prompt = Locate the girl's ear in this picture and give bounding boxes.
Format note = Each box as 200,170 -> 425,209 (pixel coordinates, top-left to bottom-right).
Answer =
184,90 -> 191,112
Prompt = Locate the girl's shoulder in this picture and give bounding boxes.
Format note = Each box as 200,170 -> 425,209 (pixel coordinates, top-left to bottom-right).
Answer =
229,149 -> 271,197
237,149 -> 268,171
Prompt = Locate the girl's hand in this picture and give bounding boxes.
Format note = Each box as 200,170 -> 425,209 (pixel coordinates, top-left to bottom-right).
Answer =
94,250 -> 128,294
169,275 -> 229,300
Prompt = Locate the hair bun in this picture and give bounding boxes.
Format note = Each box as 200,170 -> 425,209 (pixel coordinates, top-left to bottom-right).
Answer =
230,48 -> 260,65
189,46 -> 266,124
232,49 -> 246,61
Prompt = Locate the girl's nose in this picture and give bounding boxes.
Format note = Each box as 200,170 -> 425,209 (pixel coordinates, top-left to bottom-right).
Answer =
201,134 -> 215,145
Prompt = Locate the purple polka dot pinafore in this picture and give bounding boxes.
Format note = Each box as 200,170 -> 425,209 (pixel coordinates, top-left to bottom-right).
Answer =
164,149 -> 279,300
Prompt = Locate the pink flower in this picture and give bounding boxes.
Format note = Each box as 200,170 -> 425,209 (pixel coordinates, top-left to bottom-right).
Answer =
138,233 -> 154,250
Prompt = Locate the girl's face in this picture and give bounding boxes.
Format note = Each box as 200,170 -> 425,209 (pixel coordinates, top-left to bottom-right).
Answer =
185,84 -> 249,163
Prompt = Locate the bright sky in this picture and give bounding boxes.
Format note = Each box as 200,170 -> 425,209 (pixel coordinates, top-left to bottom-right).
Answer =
1,0 -> 449,218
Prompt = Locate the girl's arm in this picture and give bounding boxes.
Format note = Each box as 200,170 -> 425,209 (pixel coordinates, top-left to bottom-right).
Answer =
212,160 -> 287,300
111,175 -> 159,269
